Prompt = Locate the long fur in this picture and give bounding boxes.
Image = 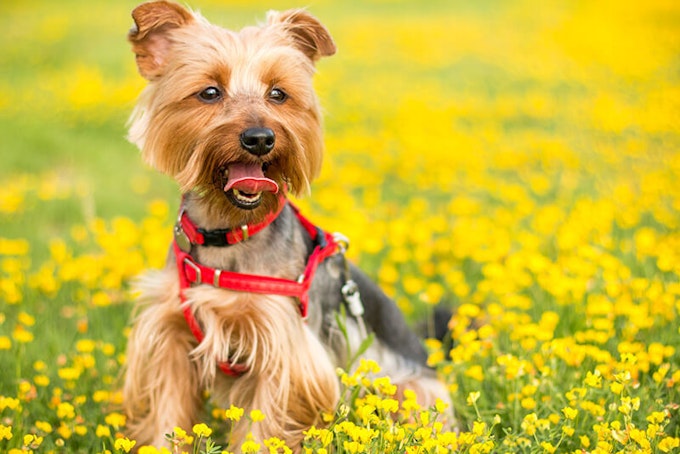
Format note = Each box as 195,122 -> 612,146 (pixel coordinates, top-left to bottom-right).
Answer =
122,2 -> 452,451
125,268 -> 338,448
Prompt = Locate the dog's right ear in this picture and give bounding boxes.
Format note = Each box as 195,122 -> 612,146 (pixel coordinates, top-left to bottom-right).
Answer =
128,1 -> 194,80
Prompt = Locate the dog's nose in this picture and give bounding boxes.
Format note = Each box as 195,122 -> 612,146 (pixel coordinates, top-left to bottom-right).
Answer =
239,127 -> 275,156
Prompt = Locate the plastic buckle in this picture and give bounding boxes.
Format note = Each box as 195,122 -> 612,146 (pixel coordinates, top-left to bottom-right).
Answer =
197,228 -> 230,247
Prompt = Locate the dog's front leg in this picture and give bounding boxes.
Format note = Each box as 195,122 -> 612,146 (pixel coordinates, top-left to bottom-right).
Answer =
123,281 -> 203,447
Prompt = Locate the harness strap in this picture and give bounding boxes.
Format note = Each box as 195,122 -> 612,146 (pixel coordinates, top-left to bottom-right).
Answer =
177,192 -> 287,248
173,201 -> 339,377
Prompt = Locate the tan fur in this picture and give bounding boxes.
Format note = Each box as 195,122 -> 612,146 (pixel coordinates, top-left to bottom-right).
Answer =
123,270 -> 203,447
127,2 -> 328,203
122,2 -> 451,452
125,269 -> 338,449
123,2 -> 339,450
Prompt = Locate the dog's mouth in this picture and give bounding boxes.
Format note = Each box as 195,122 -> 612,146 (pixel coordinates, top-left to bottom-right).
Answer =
220,162 -> 279,210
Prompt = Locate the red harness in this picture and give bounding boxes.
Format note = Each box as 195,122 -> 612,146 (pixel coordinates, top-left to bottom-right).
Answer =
172,198 -> 340,377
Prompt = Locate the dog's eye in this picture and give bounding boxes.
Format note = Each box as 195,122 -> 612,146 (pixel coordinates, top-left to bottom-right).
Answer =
198,86 -> 222,103
268,88 -> 288,104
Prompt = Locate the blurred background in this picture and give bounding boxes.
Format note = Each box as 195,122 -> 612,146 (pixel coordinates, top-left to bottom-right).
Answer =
2,0 -> 679,314
1,0 -> 678,313
1,0 -> 679,449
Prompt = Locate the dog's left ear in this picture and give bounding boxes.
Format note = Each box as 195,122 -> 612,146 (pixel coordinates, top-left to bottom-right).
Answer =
268,9 -> 336,62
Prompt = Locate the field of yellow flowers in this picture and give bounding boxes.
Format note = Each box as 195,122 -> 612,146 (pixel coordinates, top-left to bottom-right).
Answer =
1,0 -> 679,452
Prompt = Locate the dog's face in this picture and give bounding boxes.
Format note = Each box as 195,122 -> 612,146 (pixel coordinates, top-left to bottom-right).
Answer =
127,1 -> 335,217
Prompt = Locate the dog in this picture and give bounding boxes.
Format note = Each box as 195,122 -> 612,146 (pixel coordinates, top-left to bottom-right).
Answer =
122,1 -> 451,450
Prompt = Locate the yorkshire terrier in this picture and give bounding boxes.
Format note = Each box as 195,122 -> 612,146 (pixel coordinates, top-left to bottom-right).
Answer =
122,1 -> 451,450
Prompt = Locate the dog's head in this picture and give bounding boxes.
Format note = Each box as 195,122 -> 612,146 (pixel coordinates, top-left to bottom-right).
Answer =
127,1 -> 335,216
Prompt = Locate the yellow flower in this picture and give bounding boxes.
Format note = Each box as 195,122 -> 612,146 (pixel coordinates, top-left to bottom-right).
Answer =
75,338 -> 96,353
224,404 -> 244,421
356,359 -> 381,375
646,411 -> 666,424
12,326 -> 33,343
377,397 -> 399,414
58,367 -> 82,381
114,437 -> 137,453
249,409 -> 266,422
658,437 -> 680,453
521,413 -> 537,436
241,439 -> 261,453
618,396 -> 640,415
56,402 -> 75,420
434,398 -> 449,414
465,365 -> 485,381
0,396 -> 19,411
562,406 -> 578,420
466,391 -> 480,406
34,374 -> 50,387
472,420 -> 486,436
96,425 -> 111,438
520,397 -> 536,410
584,370 -> 602,388
57,422 -> 72,439
93,390 -> 110,402
653,363 -> 670,383
104,412 -> 126,428
92,291 -> 112,307
138,446 -> 161,454
372,376 -> 397,396
24,434 -> 43,448
172,426 -> 193,444
420,410 -> 430,426
540,441 -> 556,453
17,311 -> 35,326
192,423 -> 212,438
304,427 -> 333,446
343,440 -> 365,454
264,436 -> 292,454
0,336 -> 10,350
341,372 -> 358,387
0,425 -> 13,441
610,381 -> 624,395
35,421 -> 52,433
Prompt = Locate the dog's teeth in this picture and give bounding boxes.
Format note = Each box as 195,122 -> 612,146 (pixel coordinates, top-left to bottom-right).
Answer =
233,189 -> 262,202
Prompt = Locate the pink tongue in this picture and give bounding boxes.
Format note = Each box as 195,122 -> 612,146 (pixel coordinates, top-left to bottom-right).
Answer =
224,162 -> 279,194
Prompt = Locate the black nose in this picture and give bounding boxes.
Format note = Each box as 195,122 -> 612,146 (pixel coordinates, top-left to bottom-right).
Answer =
239,127 -> 275,156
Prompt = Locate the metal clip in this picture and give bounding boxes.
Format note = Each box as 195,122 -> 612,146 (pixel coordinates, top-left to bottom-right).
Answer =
241,224 -> 249,241
341,279 -> 364,318
332,232 -> 350,253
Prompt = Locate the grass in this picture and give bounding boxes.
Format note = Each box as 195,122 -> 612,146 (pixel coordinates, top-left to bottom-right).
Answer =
1,0 -> 679,453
